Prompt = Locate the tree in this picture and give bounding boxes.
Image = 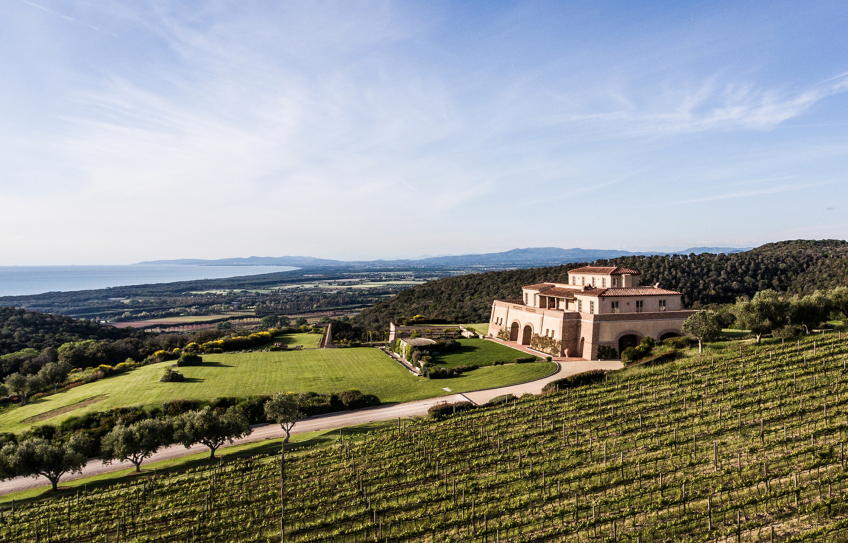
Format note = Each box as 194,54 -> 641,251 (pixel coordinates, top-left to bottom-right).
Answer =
682,310 -> 722,353
278,316 -> 291,327
0,434 -> 90,490
101,419 -> 172,472
265,393 -> 305,443
38,361 -> 72,393
829,286 -> 848,324
174,406 -> 251,459
261,315 -> 279,329
789,291 -> 832,334
295,317 -> 308,327
3,372 -> 44,405
733,290 -> 790,343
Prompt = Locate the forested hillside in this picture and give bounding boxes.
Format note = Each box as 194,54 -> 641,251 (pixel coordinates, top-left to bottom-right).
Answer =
354,239 -> 848,329
0,307 -> 134,356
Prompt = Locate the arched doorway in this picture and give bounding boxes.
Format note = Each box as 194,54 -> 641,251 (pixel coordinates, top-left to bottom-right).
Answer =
509,322 -> 520,342
618,334 -> 640,354
521,325 -> 533,345
660,332 -> 681,341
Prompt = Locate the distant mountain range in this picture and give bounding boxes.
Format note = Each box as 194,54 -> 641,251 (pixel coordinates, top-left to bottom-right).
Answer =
139,246 -> 751,269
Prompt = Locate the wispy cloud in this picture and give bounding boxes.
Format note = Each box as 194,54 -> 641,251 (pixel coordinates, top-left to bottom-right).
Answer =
542,74 -> 848,138
17,0 -> 101,31
676,181 -> 832,205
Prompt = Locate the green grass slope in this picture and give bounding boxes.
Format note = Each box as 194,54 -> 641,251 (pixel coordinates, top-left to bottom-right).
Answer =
0,347 -> 556,433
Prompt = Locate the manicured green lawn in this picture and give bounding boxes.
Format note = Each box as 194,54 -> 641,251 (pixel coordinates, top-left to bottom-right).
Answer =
462,323 -> 490,336
0,348 -> 555,434
431,338 -> 538,368
274,332 -> 323,349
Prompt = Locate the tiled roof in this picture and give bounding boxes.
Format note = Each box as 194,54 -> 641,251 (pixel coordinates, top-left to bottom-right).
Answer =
568,266 -> 641,275
522,283 -> 555,290
539,287 -> 576,298
573,286 -> 681,297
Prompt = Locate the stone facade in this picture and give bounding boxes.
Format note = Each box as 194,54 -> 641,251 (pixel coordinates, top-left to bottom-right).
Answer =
487,266 -> 695,360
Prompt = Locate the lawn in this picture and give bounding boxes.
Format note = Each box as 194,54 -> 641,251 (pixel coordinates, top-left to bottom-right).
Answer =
274,332 -> 323,349
462,323 -> 490,336
0,347 -> 556,434
431,338 -> 539,368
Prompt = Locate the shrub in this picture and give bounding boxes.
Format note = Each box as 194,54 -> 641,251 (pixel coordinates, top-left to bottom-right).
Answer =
424,367 -> 452,379
176,353 -> 203,367
428,401 -> 475,420
629,350 -> 679,367
514,356 -> 537,364
208,397 -> 239,410
597,345 -> 618,360
621,336 -> 656,364
159,368 -> 185,383
162,399 -> 200,416
542,370 -> 608,393
337,390 -> 380,409
486,394 -> 516,406
662,336 -> 692,349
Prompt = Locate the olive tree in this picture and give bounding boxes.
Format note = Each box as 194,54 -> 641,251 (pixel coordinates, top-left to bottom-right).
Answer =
0,434 -> 91,490
829,286 -> 848,325
38,361 -> 72,393
101,419 -> 173,472
733,290 -> 790,344
681,310 -> 722,353
265,393 -> 306,443
174,406 -> 251,459
789,291 -> 832,334
2,373 -> 44,405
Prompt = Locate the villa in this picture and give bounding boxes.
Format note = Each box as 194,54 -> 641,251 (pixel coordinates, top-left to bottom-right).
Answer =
487,266 -> 695,360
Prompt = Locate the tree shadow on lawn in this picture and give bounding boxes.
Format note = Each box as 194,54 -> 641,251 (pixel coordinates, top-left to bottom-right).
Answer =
197,361 -> 233,368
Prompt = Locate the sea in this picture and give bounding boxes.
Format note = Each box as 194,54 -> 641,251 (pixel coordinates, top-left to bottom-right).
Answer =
0,265 -> 297,297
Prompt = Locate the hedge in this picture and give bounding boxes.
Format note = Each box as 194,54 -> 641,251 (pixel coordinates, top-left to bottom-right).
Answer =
428,401 -> 476,420
542,370 -> 608,393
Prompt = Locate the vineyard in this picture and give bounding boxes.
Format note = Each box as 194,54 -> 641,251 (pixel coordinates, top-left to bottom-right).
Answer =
4,332 -> 848,542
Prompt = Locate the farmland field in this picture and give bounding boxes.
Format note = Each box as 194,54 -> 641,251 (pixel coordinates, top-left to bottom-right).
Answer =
0,348 -> 555,433
6,333 -> 848,542
431,338 -> 537,368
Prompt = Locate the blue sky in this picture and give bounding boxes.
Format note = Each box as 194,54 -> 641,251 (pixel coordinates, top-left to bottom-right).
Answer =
1,1 -> 847,264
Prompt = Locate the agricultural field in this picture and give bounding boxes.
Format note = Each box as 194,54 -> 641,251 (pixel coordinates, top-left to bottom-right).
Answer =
5,333 -> 848,542
0,348 -> 556,434
431,338 -> 536,368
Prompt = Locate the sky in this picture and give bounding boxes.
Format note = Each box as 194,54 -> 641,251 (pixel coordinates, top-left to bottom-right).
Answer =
1,0 -> 847,264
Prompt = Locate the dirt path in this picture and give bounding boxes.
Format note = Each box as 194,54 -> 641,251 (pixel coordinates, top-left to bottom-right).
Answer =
0,342 -> 622,497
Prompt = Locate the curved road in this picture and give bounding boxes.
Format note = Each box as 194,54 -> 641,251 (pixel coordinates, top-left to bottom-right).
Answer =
0,346 -> 621,497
